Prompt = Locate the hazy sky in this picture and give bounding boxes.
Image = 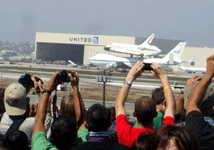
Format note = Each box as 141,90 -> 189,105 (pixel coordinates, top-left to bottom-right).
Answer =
0,0 -> 214,47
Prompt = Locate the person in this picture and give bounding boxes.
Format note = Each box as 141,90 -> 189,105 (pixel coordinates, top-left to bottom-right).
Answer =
115,61 -> 175,147
3,130 -> 29,150
149,75 -> 202,125
175,75 -> 202,123
60,93 -> 76,123
186,54 -> 214,150
72,103 -> 130,150
31,71 -> 79,150
132,125 -> 199,150
0,82 -> 36,141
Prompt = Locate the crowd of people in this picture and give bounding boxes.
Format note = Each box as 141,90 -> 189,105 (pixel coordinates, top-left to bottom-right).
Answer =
0,54 -> 213,150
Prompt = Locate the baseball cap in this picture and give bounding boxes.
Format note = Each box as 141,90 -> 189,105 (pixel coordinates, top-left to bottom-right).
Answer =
4,83 -> 27,116
184,81 -> 214,116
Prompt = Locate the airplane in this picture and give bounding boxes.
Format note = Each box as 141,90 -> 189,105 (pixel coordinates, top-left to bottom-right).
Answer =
89,42 -> 186,69
68,60 -> 77,67
104,33 -> 162,57
179,64 -> 206,74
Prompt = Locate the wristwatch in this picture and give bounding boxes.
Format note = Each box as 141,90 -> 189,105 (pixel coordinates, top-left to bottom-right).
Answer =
42,88 -> 52,95
124,80 -> 132,86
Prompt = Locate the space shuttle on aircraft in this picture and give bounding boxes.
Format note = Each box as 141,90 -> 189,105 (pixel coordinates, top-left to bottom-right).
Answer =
89,42 -> 186,69
104,33 -> 162,57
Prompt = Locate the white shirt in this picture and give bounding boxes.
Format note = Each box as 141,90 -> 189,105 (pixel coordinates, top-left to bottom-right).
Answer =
0,112 -> 35,140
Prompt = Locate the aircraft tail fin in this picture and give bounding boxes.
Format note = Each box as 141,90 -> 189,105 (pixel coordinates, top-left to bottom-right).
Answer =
140,33 -> 155,45
163,42 -> 186,63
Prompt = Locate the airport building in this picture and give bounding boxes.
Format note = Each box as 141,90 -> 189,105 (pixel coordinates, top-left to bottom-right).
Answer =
35,32 -> 214,69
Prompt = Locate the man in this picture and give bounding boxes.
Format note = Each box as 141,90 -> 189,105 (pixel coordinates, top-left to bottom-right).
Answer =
115,61 -> 175,147
0,75 -> 42,141
0,83 -> 35,141
186,54 -> 214,150
72,103 -> 130,150
32,71 -> 79,150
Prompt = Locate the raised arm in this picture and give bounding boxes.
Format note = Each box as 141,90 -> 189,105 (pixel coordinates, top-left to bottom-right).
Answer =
69,72 -> 86,129
175,75 -> 201,115
115,61 -> 144,117
186,55 -> 214,115
151,63 -> 175,118
32,72 -> 58,136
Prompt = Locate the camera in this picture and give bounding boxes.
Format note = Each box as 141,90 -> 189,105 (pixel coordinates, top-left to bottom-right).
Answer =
18,74 -> 43,88
56,70 -> 74,84
143,63 -> 153,70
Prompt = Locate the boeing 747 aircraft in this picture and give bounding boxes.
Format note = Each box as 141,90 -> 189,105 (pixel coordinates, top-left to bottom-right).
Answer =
89,42 -> 186,69
104,33 -> 161,57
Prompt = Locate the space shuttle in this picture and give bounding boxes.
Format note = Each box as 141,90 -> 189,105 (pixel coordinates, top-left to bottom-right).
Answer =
104,33 -> 162,57
89,42 -> 186,69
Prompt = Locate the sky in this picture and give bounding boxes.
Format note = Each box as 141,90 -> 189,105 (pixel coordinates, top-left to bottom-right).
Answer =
0,0 -> 214,47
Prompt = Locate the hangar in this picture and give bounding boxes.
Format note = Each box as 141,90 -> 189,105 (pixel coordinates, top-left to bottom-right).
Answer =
35,32 -> 214,69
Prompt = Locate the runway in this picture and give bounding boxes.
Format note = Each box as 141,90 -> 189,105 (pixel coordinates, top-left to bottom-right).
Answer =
0,61 -> 212,121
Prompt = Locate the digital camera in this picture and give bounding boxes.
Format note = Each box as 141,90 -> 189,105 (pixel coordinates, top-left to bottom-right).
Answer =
56,70 -> 74,84
18,74 -> 43,88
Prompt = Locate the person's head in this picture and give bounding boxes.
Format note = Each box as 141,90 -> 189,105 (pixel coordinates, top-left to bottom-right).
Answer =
131,132 -> 154,150
152,87 -> 166,113
60,93 -> 76,123
3,130 -> 29,150
155,125 -> 199,150
50,115 -> 77,150
4,83 -> 28,116
86,104 -> 111,131
184,81 -> 214,116
133,125 -> 199,150
134,96 -> 157,127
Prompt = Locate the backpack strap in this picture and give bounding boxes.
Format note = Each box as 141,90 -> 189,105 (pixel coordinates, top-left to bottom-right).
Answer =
6,116 -> 26,135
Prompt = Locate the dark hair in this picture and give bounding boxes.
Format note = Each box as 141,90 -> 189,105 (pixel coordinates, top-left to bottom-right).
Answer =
60,93 -> 76,123
86,104 -> 110,131
133,125 -> 199,150
152,87 -> 165,105
50,115 -> 77,150
134,96 -> 157,127
131,132 -> 155,150
155,125 -> 199,150
3,130 -> 29,150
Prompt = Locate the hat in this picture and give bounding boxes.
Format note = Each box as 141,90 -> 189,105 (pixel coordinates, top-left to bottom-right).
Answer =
4,83 -> 27,116
184,81 -> 214,116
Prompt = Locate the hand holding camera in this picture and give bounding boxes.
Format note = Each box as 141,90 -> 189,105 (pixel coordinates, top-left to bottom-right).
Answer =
55,70 -> 75,85
150,62 -> 166,78
18,74 -> 44,94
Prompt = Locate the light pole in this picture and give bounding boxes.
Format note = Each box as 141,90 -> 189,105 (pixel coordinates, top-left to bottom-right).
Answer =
96,70 -> 111,106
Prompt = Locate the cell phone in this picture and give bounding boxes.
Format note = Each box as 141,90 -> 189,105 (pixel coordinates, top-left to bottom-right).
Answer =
143,63 -> 152,70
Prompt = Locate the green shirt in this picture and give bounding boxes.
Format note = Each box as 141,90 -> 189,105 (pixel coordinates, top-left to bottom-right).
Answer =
31,131 -> 57,150
133,112 -> 163,128
74,128 -> 89,146
153,111 -> 164,128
